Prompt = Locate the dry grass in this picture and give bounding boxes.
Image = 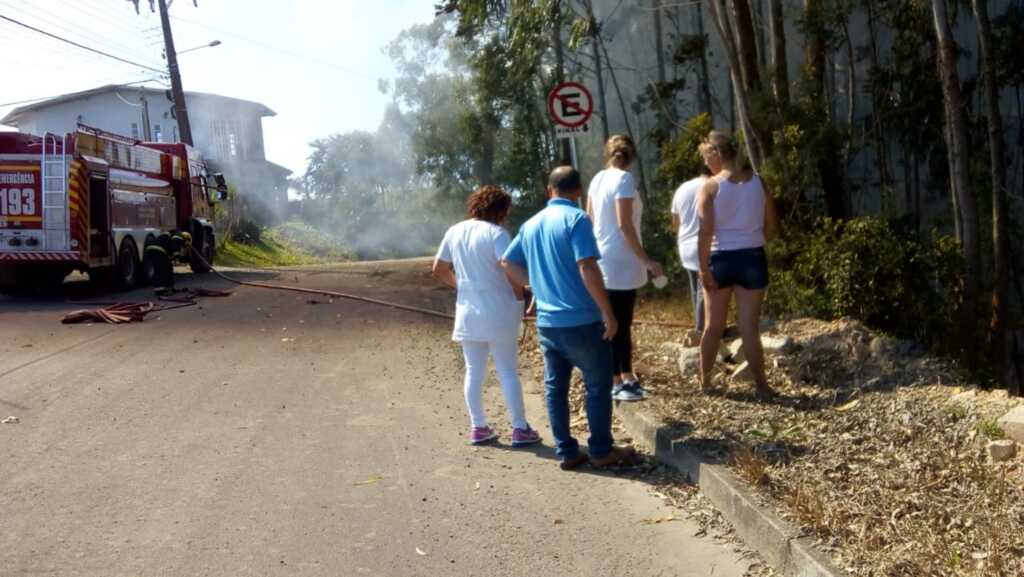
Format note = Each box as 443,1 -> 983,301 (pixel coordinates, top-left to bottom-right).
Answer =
731,445 -> 772,489
619,314 -> 1024,577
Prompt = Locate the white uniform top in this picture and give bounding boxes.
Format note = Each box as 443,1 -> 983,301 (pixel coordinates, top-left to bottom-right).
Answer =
670,176 -> 706,271
435,219 -> 524,343
587,168 -> 648,290
712,174 -> 766,251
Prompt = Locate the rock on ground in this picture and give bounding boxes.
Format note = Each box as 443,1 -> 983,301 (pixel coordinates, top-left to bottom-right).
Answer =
987,439 -> 1017,462
997,405 -> 1024,444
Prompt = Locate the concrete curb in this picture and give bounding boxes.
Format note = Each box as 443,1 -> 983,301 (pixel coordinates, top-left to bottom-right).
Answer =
615,401 -> 844,577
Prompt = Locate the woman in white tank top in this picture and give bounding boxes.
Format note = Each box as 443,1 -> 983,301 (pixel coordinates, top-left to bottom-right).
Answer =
696,131 -> 780,400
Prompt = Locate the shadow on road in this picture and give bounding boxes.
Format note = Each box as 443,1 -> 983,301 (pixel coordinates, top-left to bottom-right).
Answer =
0,269 -> 283,314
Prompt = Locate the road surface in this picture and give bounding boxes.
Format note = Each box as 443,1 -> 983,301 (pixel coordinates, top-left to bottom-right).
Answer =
1,260 -> 754,576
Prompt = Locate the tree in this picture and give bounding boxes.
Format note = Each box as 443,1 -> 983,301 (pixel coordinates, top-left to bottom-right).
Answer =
971,0 -> 1014,393
732,0 -> 762,92
767,0 -> 789,106
705,0 -> 767,170
931,0 -> 981,367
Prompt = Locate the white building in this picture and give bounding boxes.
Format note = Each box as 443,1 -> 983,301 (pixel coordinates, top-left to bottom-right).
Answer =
0,84 -> 291,218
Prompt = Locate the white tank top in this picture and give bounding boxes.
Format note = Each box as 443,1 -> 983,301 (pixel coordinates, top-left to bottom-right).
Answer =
711,173 -> 766,251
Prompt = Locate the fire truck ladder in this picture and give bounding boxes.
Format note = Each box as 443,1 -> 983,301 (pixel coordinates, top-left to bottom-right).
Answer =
41,133 -> 69,252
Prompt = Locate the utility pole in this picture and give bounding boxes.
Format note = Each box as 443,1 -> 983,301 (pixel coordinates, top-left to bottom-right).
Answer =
158,0 -> 193,145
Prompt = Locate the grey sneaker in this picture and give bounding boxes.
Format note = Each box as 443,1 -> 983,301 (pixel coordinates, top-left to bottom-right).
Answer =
624,380 -> 650,399
612,383 -> 643,401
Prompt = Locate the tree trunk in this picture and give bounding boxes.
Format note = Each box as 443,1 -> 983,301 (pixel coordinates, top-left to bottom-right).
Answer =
933,0 -> 982,368
802,0 -> 845,218
707,0 -> 767,170
731,0 -> 762,92
695,2 -> 714,118
842,23 -> 856,217
972,0 -> 1014,393
865,0 -> 893,192
767,0 -> 789,106
587,5 -> 610,143
653,0 -> 667,87
803,0 -> 826,102
550,0 -> 572,165
652,0 -> 676,136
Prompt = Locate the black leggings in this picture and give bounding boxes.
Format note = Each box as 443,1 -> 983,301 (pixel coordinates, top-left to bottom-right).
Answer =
608,289 -> 636,376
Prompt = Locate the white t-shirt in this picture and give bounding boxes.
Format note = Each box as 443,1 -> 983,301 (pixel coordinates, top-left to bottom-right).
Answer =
670,176 -> 706,271
435,219 -> 524,343
587,168 -> 648,290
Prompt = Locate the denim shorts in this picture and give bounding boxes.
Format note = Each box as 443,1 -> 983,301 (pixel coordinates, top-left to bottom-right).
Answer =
710,247 -> 769,290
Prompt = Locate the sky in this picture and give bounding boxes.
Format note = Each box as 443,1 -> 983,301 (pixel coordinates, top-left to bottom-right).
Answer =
0,0 -> 439,176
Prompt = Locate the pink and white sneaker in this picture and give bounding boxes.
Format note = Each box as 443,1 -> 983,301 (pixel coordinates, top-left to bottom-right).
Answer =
511,426 -> 542,447
469,426 -> 498,445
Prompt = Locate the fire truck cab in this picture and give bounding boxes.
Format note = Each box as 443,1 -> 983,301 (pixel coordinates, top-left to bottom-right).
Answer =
0,125 -> 225,292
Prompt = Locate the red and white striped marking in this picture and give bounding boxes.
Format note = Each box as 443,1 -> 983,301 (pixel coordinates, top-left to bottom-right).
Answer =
0,251 -> 80,262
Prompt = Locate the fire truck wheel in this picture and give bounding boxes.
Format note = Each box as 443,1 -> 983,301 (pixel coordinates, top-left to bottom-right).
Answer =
190,230 -> 215,274
116,238 -> 140,290
143,246 -> 174,288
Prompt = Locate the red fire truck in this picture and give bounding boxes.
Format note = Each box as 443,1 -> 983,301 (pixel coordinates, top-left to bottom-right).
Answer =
0,125 -> 225,292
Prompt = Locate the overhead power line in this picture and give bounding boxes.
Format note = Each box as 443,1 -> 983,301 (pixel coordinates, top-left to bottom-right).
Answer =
170,15 -> 380,81
0,79 -> 165,109
0,13 -> 165,74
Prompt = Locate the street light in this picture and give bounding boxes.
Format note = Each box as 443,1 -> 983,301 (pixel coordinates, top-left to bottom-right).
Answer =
176,40 -> 222,55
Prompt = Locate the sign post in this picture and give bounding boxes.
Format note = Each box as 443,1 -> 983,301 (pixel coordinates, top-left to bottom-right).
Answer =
548,81 -> 593,168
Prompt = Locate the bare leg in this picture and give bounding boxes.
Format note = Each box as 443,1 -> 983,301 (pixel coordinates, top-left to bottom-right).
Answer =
734,286 -> 772,395
699,286 -> 732,390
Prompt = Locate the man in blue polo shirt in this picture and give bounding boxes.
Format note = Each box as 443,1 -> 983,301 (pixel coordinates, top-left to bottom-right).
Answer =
502,166 -> 636,470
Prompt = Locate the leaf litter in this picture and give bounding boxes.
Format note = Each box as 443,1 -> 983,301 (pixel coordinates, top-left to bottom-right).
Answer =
624,316 -> 1024,577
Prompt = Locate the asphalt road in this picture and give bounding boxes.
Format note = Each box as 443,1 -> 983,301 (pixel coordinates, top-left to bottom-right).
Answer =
1,260 -> 753,577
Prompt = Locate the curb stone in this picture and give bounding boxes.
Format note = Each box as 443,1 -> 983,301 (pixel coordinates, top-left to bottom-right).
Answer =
615,401 -> 845,577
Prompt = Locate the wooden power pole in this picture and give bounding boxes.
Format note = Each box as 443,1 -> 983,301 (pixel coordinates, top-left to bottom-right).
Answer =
158,0 -> 193,145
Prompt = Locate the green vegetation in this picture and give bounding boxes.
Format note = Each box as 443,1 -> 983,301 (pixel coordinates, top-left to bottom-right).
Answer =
277,1 -> 1023,389
216,229 -> 322,268
975,419 -> 1006,440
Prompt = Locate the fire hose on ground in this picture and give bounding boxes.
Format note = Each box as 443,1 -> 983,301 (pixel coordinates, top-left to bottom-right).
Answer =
62,246 -> 692,329
191,248 -> 691,329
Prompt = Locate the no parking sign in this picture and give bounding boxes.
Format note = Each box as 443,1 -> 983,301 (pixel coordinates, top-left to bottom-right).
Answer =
548,81 -> 593,139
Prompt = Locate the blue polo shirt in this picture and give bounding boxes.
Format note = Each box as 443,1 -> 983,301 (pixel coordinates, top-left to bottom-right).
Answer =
503,198 -> 603,328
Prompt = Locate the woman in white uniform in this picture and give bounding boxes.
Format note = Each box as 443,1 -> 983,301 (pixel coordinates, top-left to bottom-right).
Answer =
586,134 -> 664,402
432,186 -> 541,446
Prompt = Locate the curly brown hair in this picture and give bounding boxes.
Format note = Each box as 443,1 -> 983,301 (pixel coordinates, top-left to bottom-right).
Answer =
466,185 -> 512,224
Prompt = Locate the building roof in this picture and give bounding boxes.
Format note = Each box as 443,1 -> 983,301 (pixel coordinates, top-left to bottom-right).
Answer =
0,84 -> 277,127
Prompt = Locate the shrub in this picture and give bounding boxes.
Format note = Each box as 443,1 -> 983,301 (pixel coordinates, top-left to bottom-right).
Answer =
232,219 -> 262,245
766,216 -> 964,351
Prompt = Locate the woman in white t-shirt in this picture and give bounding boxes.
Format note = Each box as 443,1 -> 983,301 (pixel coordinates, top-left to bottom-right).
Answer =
586,134 -> 664,402
432,186 -> 541,447
670,145 -> 722,339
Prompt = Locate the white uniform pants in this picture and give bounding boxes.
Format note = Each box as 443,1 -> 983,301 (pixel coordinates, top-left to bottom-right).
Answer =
460,339 -> 528,430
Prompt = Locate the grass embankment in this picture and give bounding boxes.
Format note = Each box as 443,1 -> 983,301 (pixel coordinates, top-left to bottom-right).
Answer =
216,229 -> 321,268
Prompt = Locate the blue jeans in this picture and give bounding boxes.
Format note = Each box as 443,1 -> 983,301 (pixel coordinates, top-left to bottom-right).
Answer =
536,322 -> 614,460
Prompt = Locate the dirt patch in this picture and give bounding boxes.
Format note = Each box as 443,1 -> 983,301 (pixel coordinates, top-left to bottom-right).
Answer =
615,316 -> 1024,577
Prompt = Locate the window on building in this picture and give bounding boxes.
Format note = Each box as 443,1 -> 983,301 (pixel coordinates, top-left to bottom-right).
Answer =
131,123 -> 139,140
154,124 -> 162,142
228,133 -> 238,157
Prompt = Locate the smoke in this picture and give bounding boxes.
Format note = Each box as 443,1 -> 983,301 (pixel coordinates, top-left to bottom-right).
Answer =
294,102 -> 461,261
